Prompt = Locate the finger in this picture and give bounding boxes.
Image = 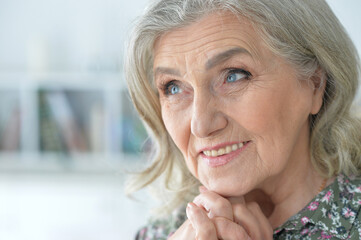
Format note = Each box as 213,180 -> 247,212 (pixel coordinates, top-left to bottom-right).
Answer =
246,202 -> 273,239
168,219 -> 196,240
213,216 -> 251,240
187,202 -> 218,240
230,201 -> 262,240
193,191 -> 233,220
228,195 -> 246,205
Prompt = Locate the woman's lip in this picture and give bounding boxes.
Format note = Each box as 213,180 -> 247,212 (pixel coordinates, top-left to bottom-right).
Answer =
200,141 -> 250,168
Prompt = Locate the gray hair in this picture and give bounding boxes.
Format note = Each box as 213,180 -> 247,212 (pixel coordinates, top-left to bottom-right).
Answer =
125,0 -> 361,213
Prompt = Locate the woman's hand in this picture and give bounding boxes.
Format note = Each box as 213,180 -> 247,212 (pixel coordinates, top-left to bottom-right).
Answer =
167,218 -> 197,239
187,202 -> 252,240
169,202 -> 251,240
169,187 -> 273,240
191,187 -> 273,240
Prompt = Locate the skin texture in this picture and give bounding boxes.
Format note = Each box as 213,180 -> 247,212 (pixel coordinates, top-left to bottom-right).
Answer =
153,12 -> 326,239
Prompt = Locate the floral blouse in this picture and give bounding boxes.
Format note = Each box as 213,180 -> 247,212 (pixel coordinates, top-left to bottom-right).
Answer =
135,174 -> 361,239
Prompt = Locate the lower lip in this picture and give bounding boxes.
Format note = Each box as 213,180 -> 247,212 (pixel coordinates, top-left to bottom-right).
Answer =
201,141 -> 250,168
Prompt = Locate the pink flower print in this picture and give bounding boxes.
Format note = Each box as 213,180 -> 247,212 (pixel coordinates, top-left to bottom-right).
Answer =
301,216 -> 310,225
319,231 -> 333,239
322,191 -> 332,202
308,201 -> 319,211
342,207 -> 355,218
301,228 -> 309,235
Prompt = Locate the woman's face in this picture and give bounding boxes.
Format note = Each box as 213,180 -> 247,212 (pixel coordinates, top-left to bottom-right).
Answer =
153,12 -> 323,197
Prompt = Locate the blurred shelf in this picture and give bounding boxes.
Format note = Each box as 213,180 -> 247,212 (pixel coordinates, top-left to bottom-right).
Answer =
0,71 -> 148,173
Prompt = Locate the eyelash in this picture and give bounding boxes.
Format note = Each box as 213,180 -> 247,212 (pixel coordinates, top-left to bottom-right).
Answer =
159,68 -> 252,96
161,80 -> 179,96
225,68 -> 252,82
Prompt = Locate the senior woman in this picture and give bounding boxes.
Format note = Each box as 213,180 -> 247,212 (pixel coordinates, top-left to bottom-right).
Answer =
125,0 -> 361,239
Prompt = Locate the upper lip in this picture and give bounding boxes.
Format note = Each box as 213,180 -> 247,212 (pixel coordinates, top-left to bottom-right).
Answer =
198,141 -> 248,153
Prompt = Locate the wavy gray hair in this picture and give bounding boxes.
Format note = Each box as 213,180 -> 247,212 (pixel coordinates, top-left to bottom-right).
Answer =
125,0 -> 361,213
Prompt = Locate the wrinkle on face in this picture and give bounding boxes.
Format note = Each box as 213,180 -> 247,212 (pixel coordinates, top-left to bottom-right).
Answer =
153,11 -> 319,200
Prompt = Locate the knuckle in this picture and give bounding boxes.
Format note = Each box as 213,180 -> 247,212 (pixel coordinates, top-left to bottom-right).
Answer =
215,196 -> 231,210
215,217 -> 248,239
233,203 -> 248,215
235,229 -> 249,239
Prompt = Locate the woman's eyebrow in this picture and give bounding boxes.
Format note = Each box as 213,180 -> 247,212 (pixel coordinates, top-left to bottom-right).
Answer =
153,47 -> 251,79
154,67 -> 181,79
205,47 -> 251,70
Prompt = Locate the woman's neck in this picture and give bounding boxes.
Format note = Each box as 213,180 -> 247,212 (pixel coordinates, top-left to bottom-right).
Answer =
245,163 -> 326,229
244,122 -> 327,229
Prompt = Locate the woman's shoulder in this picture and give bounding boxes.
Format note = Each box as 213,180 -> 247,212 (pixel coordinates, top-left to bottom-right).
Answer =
135,206 -> 187,240
274,174 -> 361,239
322,174 -> 361,239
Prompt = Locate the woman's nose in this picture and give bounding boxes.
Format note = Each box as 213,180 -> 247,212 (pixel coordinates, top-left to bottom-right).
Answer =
190,91 -> 228,138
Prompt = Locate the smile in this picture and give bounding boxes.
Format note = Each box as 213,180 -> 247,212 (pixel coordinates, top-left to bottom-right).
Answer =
200,141 -> 250,168
203,141 -> 249,157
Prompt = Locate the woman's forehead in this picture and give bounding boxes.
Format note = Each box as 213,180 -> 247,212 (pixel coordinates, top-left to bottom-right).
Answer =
153,12 -> 266,69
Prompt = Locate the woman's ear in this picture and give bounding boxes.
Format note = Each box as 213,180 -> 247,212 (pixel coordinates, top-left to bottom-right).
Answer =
310,68 -> 327,115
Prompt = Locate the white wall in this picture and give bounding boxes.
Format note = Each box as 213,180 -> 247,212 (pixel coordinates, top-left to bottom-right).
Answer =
0,0 -> 149,72
327,0 -> 361,102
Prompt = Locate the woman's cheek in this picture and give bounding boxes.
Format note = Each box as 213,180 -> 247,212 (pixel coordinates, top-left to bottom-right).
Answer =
162,107 -> 188,151
162,104 -> 200,177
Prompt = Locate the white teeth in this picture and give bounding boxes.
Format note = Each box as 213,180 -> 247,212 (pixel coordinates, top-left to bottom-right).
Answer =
232,144 -> 238,151
203,142 -> 247,157
218,148 -> 225,155
225,146 -> 232,154
204,150 -> 211,156
211,150 -> 218,157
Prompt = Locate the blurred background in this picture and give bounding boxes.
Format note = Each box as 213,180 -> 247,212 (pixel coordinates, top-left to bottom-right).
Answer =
0,0 -> 360,239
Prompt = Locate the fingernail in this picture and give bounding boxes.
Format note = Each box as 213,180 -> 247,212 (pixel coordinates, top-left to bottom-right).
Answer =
186,203 -> 192,219
186,202 -> 195,219
208,210 -> 214,219
189,202 -> 197,208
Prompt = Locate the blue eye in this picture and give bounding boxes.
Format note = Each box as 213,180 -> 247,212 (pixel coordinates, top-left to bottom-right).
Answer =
163,80 -> 182,96
225,70 -> 251,83
170,85 -> 180,95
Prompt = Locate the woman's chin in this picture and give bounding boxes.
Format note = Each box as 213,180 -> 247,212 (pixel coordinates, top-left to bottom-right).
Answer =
205,180 -> 250,197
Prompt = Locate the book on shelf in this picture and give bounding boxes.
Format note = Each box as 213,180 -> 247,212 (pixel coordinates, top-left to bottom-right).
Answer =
39,90 -> 89,153
89,103 -> 105,152
0,92 -> 21,152
0,107 -> 21,152
39,91 -> 67,152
